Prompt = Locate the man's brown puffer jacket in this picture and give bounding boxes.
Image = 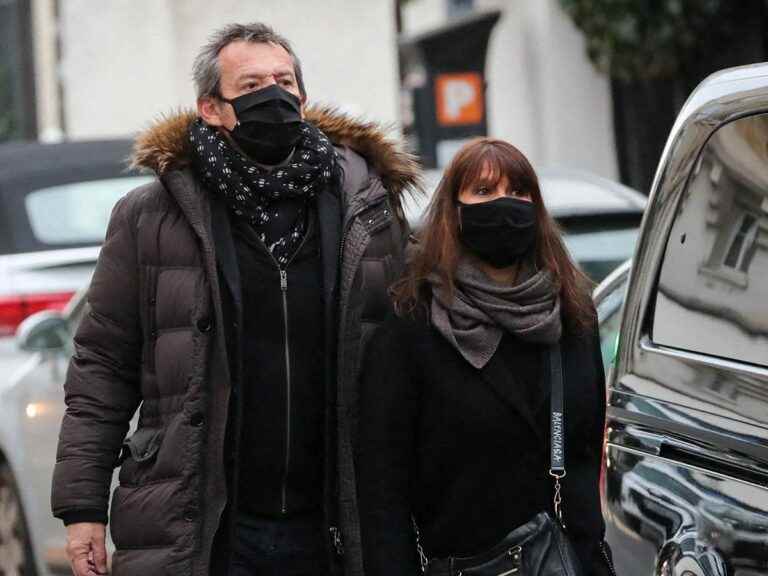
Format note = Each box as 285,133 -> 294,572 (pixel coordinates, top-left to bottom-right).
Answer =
51,107 -> 420,576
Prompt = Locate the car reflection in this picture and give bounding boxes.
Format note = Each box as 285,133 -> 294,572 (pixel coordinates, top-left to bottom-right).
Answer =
653,115 -> 768,368
607,444 -> 768,574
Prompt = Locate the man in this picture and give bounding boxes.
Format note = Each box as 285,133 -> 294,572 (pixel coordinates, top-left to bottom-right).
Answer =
51,22 -> 418,576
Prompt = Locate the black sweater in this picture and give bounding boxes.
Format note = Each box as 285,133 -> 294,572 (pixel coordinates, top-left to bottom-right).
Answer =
232,210 -> 326,517
355,312 -> 611,575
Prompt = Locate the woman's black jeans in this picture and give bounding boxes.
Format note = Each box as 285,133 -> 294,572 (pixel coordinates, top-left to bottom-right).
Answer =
226,513 -> 330,576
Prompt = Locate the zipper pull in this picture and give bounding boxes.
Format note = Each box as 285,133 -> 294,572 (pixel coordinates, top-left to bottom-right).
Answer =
329,526 -> 344,557
280,269 -> 287,291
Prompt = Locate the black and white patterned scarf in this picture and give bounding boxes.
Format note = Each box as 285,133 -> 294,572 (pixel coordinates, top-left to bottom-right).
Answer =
189,118 -> 339,265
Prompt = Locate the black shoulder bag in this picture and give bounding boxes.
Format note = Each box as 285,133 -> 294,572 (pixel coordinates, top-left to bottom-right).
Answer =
416,344 -> 584,576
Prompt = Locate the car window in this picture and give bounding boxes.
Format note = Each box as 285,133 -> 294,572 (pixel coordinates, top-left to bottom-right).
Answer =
24,176 -> 151,245
563,227 -> 638,283
651,113 -> 768,367
0,208 -> 10,254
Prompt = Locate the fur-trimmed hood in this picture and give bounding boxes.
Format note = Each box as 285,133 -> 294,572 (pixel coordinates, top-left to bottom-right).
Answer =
131,107 -> 421,197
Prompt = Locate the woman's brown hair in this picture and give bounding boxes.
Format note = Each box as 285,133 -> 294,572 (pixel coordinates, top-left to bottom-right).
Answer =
393,138 -> 596,333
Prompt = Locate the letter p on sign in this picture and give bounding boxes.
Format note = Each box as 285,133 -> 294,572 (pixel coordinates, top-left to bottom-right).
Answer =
436,72 -> 484,126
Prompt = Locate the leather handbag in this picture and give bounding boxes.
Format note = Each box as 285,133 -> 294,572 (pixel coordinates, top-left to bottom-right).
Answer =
416,344 -> 585,576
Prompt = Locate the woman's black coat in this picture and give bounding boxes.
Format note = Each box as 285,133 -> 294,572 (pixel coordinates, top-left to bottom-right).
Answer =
355,309 -> 611,575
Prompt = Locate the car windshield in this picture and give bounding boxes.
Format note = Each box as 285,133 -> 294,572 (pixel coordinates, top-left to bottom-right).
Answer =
24,176 -> 152,245
563,226 -> 638,282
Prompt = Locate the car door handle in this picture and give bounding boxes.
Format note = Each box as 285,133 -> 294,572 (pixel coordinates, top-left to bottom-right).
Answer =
659,441 -> 768,485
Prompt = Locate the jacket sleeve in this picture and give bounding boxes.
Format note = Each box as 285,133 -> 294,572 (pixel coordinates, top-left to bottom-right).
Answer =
355,319 -> 421,576
51,194 -> 143,524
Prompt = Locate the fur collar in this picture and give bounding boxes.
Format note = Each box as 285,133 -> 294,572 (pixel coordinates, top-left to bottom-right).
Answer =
131,107 -> 421,197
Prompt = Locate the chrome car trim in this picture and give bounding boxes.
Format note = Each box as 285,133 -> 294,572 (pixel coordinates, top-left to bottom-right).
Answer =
605,443 -> 768,492
592,258 -> 631,304
607,404 -> 768,477
637,335 -> 768,380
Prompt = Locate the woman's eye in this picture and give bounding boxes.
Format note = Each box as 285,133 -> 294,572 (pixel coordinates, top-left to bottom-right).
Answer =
476,187 -> 489,195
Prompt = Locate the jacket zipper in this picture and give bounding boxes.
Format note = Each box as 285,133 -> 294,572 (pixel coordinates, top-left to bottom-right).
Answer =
335,196 -> 389,293
279,268 -> 291,514
600,541 -> 618,576
261,231 -> 311,516
339,197 -> 387,247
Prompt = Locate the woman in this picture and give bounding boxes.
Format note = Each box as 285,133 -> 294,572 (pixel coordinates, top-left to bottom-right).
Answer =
355,139 -> 615,575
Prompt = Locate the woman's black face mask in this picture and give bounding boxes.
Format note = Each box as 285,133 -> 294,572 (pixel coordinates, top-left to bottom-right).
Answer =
219,84 -> 303,164
458,196 -> 538,268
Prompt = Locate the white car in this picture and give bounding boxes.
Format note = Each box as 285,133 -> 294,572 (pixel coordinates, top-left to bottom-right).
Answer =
0,140 -> 151,338
593,258 -> 632,371
0,295 -> 84,575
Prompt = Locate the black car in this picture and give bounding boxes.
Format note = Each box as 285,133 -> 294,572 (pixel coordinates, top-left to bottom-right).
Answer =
604,63 -> 768,575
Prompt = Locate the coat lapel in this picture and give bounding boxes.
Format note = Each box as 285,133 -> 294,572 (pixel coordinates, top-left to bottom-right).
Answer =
317,187 -> 342,311
479,349 -> 548,441
210,193 -> 242,314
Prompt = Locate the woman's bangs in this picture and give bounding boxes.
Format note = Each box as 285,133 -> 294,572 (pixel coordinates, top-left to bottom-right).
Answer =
456,144 -> 536,195
457,148 -> 505,193
498,151 -> 537,195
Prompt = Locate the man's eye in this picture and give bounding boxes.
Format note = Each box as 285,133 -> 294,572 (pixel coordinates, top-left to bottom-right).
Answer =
280,78 -> 294,86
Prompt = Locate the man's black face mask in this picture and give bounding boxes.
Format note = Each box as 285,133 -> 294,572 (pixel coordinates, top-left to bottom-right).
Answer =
219,84 -> 303,164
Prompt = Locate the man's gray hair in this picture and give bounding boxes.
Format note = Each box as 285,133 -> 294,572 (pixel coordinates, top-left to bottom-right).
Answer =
192,22 -> 305,99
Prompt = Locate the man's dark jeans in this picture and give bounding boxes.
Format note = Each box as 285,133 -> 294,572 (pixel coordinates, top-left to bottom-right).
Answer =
227,513 -> 330,576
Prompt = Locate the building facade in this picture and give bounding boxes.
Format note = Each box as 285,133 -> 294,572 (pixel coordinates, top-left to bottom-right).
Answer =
26,0 -> 617,180
400,0 -> 618,179
31,0 -> 401,140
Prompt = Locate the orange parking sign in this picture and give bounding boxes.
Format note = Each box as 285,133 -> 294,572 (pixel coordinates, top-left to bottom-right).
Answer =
435,72 -> 484,126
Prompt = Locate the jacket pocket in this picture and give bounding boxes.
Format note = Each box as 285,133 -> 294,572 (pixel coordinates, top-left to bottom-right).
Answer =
117,427 -> 164,485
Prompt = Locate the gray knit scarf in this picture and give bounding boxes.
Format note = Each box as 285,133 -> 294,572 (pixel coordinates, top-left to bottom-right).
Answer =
428,259 -> 562,369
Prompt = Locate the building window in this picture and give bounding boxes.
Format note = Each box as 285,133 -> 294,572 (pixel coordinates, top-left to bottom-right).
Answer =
723,213 -> 758,272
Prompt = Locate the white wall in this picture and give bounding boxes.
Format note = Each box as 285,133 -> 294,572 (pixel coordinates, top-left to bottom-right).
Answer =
56,0 -> 400,139
401,0 -> 446,36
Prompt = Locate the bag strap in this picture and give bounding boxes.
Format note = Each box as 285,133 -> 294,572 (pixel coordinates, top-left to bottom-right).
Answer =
548,342 -> 567,528
413,517 -> 429,574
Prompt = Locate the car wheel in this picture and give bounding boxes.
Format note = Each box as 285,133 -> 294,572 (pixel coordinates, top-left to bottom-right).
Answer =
0,463 -> 37,576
